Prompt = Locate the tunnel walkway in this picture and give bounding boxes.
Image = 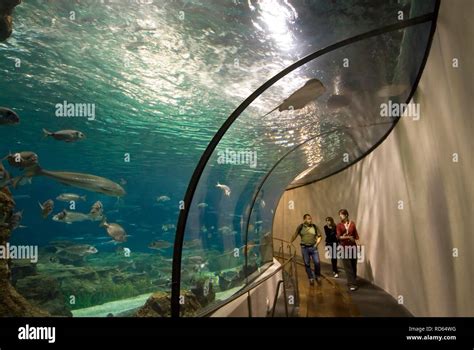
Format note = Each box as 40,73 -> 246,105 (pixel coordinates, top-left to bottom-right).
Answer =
295,261 -> 412,317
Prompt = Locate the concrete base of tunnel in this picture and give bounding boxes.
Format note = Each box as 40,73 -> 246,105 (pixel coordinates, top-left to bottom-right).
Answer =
209,258 -> 283,317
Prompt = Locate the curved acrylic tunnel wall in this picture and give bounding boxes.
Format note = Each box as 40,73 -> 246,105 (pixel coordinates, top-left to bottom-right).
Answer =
272,0 -> 472,317
173,10 -> 438,315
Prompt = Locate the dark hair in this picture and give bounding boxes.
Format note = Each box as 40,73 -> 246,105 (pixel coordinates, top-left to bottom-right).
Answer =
338,209 -> 349,216
325,217 -> 335,225
303,214 -> 311,219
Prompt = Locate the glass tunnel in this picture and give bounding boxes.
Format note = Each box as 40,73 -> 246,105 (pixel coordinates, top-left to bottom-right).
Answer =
0,0 -> 439,317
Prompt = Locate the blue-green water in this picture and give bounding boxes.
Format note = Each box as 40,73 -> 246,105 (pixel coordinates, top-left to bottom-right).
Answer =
0,0 -> 436,316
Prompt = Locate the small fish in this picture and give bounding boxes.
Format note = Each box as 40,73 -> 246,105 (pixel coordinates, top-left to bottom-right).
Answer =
327,94 -> 351,109
42,129 -> 86,142
0,107 -> 20,125
240,241 -> 258,255
260,200 -> 266,209
100,219 -> 127,243
148,240 -> 173,250
116,246 -> 131,255
11,176 -> 33,189
56,193 -> 87,202
261,79 -> 326,118
5,151 -> 38,169
119,178 -> 127,186
161,223 -> 176,232
221,230 -> 237,237
218,226 -> 233,234
197,202 -> 208,208
186,256 -> 205,264
52,210 -> 102,224
55,244 -> 98,257
89,201 -> 104,218
38,199 -> 54,219
183,239 -> 201,249
200,225 -> 208,233
216,182 -> 231,196
8,211 -> 24,230
156,195 -> 171,203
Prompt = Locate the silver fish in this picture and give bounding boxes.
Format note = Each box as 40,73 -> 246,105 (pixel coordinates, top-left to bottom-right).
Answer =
52,209 -> 103,224
43,129 -> 85,142
56,193 -> 87,202
148,240 -> 173,250
24,165 -> 126,197
216,182 -> 231,196
156,195 -> 170,203
55,244 -> 98,257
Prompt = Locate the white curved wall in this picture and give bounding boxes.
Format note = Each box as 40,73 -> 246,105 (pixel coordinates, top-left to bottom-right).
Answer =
272,0 -> 473,317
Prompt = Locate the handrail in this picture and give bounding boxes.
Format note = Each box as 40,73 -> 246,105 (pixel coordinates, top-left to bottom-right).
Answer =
198,237 -> 297,317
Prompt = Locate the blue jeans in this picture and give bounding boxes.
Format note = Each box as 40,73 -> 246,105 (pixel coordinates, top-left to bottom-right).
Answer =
301,245 -> 321,280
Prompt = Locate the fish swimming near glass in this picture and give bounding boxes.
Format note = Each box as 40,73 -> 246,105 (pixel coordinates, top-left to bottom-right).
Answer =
21,164 -> 126,197
100,219 -> 127,243
52,209 -> 104,224
42,129 -> 86,142
38,199 -> 54,219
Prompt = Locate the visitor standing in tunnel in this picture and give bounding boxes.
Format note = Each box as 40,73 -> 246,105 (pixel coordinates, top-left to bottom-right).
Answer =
324,217 -> 339,278
290,214 -> 322,286
336,209 -> 359,291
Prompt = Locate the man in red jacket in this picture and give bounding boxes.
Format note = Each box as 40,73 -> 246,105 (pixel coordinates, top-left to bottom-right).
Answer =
336,209 -> 359,291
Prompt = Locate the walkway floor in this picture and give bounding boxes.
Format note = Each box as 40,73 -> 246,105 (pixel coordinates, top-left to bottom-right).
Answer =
296,261 -> 412,317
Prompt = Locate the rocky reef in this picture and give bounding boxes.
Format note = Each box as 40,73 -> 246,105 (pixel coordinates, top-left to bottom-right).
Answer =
135,290 -> 201,317
0,0 -> 21,42
0,188 -> 49,316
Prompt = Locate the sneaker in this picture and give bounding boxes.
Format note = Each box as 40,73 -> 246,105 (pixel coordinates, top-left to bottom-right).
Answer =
309,279 -> 315,286
349,286 -> 358,291
333,273 -> 339,278
316,276 -> 321,283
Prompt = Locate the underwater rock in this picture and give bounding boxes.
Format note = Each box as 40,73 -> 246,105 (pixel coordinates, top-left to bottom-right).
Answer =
218,270 -> 243,291
0,190 -> 15,225
135,290 -> 201,317
14,275 -> 72,316
190,277 -> 215,307
240,261 -> 258,278
0,0 -> 20,42
10,259 -> 37,284
0,189 -> 50,317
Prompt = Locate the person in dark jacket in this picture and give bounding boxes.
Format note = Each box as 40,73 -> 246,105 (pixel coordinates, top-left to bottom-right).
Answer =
324,216 -> 339,278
